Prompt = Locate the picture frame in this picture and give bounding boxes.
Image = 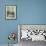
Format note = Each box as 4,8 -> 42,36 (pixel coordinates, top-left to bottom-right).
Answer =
5,5 -> 16,20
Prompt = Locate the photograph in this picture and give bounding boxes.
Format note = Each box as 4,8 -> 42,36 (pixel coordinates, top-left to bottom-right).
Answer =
6,5 -> 16,20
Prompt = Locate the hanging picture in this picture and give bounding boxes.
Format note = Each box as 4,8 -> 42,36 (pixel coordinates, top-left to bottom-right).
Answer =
5,5 -> 16,20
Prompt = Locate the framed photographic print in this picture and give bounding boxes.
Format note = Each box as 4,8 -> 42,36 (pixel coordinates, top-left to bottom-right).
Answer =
5,5 -> 16,20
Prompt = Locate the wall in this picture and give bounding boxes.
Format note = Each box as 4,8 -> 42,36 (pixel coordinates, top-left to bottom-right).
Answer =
0,0 -> 46,44
0,0 -> 18,44
19,0 -> 46,24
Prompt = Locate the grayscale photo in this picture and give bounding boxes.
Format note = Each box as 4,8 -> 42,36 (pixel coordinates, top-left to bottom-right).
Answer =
6,5 -> 16,19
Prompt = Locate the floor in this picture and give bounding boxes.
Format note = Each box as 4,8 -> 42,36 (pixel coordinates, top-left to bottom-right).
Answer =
19,39 -> 46,46
0,40 -> 46,46
0,44 -> 18,46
